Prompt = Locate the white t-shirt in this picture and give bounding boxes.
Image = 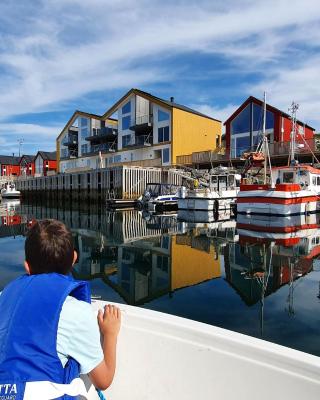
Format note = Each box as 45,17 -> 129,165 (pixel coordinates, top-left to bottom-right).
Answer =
57,296 -> 104,374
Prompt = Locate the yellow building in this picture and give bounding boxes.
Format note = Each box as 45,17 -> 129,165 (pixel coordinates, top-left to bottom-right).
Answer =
56,89 -> 221,173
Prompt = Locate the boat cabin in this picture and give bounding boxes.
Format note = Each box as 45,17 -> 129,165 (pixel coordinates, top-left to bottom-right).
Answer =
209,173 -> 241,191
272,165 -> 320,190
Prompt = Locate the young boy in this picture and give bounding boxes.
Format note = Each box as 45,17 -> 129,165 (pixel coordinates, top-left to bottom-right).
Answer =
0,219 -> 121,399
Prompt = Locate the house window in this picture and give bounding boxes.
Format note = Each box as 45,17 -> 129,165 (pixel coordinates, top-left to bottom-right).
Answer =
80,117 -> 88,127
162,148 -> 170,164
252,104 -> 274,132
158,126 -> 169,142
122,115 -> 131,130
231,105 -> 250,135
122,101 -> 131,114
122,135 -> 132,147
158,109 -> 169,122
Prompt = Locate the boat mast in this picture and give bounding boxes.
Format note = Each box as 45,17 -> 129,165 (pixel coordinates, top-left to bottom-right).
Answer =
288,101 -> 299,165
263,92 -> 267,184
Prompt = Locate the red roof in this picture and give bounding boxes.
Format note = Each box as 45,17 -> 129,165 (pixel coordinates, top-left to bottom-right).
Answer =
224,96 -> 315,131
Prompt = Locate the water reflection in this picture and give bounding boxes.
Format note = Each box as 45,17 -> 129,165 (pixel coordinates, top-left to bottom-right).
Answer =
1,200 -> 320,356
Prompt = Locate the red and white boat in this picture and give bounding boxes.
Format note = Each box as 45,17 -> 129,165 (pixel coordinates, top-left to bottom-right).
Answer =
237,164 -> 320,216
237,98 -> 320,216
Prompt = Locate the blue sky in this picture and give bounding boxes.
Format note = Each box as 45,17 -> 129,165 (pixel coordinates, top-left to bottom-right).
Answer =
0,0 -> 319,155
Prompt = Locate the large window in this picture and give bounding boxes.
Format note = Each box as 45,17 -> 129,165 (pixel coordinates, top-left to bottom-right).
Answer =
231,136 -> 250,158
122,116 -> 131,130
122,101 -> 131,114
158,126 -> 169,142
231,105 -> 250,135
162,148 -> 170,164
252,104 -> 274,132
158,109 -> 169,122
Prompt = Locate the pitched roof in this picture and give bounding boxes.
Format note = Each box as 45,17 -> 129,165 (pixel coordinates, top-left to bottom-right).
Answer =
0,155 -> 21,165
19,154 -> 35,164
224,96 -> 315,131
36,151 -> 56,161
102,88 -> 221,122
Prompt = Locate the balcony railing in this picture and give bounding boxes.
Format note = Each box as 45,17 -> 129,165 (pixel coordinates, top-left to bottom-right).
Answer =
62,134 -> 78,147
123,135 -> 153,148
85,127 -> 118,142
231,138 -> 319,159
83,142 -> 117,155
130,115 -> 153,134
60,149 -> 78,159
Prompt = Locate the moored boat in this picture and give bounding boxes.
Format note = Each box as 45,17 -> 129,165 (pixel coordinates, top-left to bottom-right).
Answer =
1,182 -> 21,199
237,97 -> 320,216
178,169 -> 241,216
138,183 -> 181,212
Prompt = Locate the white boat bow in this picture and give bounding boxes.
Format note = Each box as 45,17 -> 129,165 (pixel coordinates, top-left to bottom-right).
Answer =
83,301 -> 320,400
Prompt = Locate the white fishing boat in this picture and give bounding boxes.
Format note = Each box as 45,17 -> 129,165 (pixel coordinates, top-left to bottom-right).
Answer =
237,98 -> 320,216
81,301 -> 320,400
178,169 -> 241,215
138,183 -> 181,212
1,182 -> 21,199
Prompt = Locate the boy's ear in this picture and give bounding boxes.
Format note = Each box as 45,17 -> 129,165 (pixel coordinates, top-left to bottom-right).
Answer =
24,261 -> 31,275
72,250 -> 78,266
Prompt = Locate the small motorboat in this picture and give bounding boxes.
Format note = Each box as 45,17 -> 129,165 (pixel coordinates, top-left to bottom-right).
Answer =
1,182 -> 21,199
138,183 -> 181,212
80,301 -> 320,399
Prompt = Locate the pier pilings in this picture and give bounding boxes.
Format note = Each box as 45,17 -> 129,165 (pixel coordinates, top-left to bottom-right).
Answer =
15,166 -> 183,202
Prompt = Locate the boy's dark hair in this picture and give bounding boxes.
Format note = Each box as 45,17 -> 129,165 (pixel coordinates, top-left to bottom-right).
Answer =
25,219 -> 74,275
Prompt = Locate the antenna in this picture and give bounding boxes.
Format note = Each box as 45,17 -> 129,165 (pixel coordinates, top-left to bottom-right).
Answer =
288,102 -> 299,165
17,138 -> 24,157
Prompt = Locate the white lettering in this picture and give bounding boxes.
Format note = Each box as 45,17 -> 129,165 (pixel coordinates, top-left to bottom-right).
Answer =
3,386 -> 9,395
9,385 -> 16,395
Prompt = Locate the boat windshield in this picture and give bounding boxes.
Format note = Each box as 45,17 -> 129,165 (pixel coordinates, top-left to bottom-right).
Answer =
146,184 -> 179,196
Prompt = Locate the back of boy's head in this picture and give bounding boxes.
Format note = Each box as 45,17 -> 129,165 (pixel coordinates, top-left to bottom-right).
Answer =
25,219 -> 74,275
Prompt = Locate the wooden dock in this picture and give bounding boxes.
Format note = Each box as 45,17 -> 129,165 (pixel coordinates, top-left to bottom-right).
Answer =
15,166 -> 183,202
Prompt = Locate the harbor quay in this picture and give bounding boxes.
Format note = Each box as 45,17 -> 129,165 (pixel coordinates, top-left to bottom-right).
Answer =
14,165 -> 183,202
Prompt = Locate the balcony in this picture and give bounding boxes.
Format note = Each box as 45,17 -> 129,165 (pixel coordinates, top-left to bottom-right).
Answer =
60,148 -> 78,159
130,114 -> 153,135
83,142 -> 117,156
231,138 -> 319,159
123,134 -> 153,149
62,135 -> 78,148
85,127 -> 118,144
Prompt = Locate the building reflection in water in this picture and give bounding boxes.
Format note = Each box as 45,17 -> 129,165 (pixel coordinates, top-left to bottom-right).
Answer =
71,211 -> 231,305
2,201 -> 320,312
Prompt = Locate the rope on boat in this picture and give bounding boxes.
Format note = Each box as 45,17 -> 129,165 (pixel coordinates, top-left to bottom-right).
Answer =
96,388 -> 107,400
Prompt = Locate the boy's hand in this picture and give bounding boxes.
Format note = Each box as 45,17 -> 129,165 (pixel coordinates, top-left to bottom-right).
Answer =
98,304 -> 121,338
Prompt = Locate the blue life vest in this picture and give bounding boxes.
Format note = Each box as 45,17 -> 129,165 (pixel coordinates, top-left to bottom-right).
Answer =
0,273 -> 91,400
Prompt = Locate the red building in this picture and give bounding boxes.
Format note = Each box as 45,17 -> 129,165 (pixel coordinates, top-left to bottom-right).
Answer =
0,155 -> 21,176
224,96 -> 315,159
34,151 -> 57,176
19,155 -> 35,176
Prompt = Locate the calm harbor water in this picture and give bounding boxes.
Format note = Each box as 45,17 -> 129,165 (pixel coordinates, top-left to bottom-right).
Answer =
0,199 -> 319,357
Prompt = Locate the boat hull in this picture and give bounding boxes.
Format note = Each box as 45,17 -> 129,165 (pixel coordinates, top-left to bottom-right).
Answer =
237,189 -> 318,216
82,301 -> 320,400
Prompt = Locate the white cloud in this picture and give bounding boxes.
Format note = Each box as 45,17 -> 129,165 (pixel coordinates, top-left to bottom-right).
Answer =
0,123 -> 59,155
0,0 -> 319,130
